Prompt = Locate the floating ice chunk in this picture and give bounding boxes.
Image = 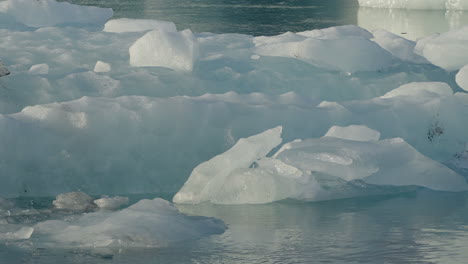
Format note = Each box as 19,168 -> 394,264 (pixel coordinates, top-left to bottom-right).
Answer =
93,61 -> 111,73
417,25 -> 468,71
324,125 -> 380,142
5,0 -> 113,28
358,0 -> 468,10
0,227 -> 34,240
371,29 -> 428,63
28,63 -> 49,75
129,29 -> 199,71
104,18 -> 177,33
255,34 -> 394,72
33,198 -> 226,248
94,196 -> 129,210
0,61 -> 10,77
53,191 -> 96,211
175,127 -> 468,204
173,126 -> 283,204
456,64 -> 468,91
381,82 -> 453,98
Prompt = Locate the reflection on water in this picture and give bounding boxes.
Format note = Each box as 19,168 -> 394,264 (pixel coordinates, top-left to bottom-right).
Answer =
358,7 -> 468,40
4,190 -> 468,263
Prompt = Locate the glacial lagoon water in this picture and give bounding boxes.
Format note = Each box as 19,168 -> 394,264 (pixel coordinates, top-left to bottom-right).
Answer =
2,190 -> 468,263
2,0 -> 468,263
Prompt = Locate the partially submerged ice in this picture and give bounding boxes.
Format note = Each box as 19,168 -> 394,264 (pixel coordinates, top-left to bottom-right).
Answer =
0,196 -> 226,247
174,125 -> 468,204
31,198 -> 226,248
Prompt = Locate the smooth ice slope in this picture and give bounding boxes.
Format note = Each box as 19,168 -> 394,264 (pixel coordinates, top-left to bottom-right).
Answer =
173,126 -> 283,204
104,18 -> 177,33
129,29 -> 198,71
174,126 -> 468,204
31,198 -> 226,248
358,0 -> 468,10
2,0 -> 113,27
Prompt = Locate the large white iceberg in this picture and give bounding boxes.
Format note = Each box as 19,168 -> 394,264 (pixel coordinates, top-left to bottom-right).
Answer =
358,0 -> 468,10
174,125 -> 468,204
2,0 -> 113,27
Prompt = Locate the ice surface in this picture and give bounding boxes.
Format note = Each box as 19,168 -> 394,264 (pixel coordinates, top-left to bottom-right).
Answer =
416,25 -> 468,71
381,82 -> 453,98
32,198 -> 226,248
254,26 -> 394,73
29,63 -> 49,75
104,18 -> 177,33
324,125 -> 381,142
53,191 -> 96,211
94,196 -> 129,210
358,0 -> 468,10
456,64 -> 468,91
371,29 -> 428,63
3,0 -> 113,28
0,81 -> 467,197
174,127 -> 468,204
93,61 -> 111,73
173,126 -> 283,204
129,29 -> 198,71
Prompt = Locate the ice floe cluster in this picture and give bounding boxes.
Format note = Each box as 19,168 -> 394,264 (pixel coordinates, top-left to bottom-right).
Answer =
0,0 -> 467,247
0,192 -> 226,247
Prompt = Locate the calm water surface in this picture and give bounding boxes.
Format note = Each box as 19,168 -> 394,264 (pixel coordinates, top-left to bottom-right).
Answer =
2,190 -> 468,263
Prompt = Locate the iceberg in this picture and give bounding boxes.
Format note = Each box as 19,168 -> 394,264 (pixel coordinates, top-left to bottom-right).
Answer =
358,0 -> 468,10
174,126 -> 468,204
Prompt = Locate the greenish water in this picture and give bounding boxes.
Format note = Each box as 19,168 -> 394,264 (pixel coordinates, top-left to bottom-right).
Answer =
63,0 -> 359,35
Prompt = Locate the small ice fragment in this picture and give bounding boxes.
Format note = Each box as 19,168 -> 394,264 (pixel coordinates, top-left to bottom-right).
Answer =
93,196 -> 129,210
104,18 -> 177,33
29,64 -> 49,75
53,191 -> 96,211
93,61 -> 111,73
251,54 -> 260,60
